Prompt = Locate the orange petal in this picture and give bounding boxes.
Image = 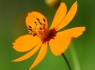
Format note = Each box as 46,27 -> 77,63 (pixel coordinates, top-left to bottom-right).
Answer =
49,40 -> 63,56
26,11 -> 48,29
57,27 -> 85,38
49,36 -> 72,56
50,2 -> 67,29
29,42 -> 47,70
13,34 -> 41,52
49,27 -> 85,56
12,42 -> 42,62
56,1 -> 77,31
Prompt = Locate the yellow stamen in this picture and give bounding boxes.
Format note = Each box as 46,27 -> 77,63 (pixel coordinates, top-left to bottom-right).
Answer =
26,12 -> 49,41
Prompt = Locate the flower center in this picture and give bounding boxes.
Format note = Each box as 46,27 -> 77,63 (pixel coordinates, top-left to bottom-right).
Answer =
26,12 -> 57,42
28,17 -> 49,41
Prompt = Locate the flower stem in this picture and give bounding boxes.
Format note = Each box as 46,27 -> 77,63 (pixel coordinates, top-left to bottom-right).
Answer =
62,53 -> 72,70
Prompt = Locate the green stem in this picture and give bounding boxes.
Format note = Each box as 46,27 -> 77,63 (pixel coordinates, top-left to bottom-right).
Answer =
62,53 -> 72,70
69,45 -> 80,70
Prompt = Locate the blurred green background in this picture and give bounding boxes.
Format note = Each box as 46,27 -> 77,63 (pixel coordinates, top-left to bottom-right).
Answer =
0,0 -> 95,70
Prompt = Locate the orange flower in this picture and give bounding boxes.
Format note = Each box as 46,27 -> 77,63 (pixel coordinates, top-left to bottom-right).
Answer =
12,1 -> 85,70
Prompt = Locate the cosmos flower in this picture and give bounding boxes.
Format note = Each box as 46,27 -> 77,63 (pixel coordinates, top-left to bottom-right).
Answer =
12,1 -> 85,70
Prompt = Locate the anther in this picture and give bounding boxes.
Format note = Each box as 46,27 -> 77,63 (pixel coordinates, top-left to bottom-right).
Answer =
43,18 -> 46,22
34,21 -> 37,25
40,27 -> 42,30
29,28 -> 32,31
36,18 -> 40,21
29,25 -> 32,28
39,22 -> 42,25
33,33 -> 37,36
28,25 -> 32,31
